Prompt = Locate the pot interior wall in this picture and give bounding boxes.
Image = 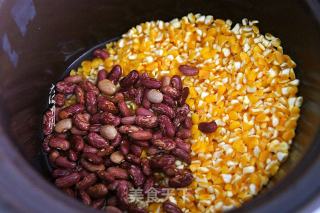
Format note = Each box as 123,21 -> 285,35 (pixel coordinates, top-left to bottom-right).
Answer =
0,0 -> 319,211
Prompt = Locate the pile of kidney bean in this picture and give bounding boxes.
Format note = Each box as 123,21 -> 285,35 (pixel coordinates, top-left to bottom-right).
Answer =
42,59 -> 194,213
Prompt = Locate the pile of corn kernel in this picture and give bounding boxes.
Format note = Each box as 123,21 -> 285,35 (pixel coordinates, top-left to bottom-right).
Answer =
71,13 -> 302,212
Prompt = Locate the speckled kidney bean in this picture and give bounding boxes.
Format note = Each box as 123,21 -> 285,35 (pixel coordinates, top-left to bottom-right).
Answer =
56,81 -> 75,94
128,165 -> 145,187
163,165 -> 177,177
87,132 -> 109,149
83,152 -> 103,164
49,150 -> 60,163
49,137 -> 70,151
116,180 -> 129,205
43,110 -> 54,135
158,115 -> 176,138
97,170 -> 115,183
74,86 -> 85,104
168,170 -> 193,187
135,115 -> 158,128
59,104 -> 85,119
55,156 -> 76,169
141,158 -> 151,176
97,97 -> 118,114
119,70 -> 139,88
83,145 -> 98,154
152,138 -> 176,151
178,87 -> 189,106
52,169 -> 71,178
150,154 -> 175,169
161,86 -> 180,98
136,107 -> 154,116
107,167 -> 129,180
81,159 -> 105,172
152,131 -> 163,140
68,150 -> 78,161
79,190 -> 92,206
162,94 -> 176,107
129,130 -> 153,140
55,172 -> 80,188
85,91 -> 97,114
120,140 -> 129,155
107,65 -> 122,84
141,77 -> 161,89
97,69 -> 107,82
132,140 -> 149,147
198,120 -> 218,133
100,112 -> 120,126
70,127 -> 87,135
54,93 -> 65,107
96,145 -> 114,157
87,183 -> 108,198
93,49 -> 109,60
163,200 -> 183,213
161,76 -> 171,87
170,75 -> 182,91
134,87 -> 144,105
73,113 -> 90,131
126,154 -> 141,165
118,100 -> 131,117
81,80 -> 100,95
152,103 -> 175,119
178,65 -> 199,76
64,75 -> 82,83
92,198 -> 105,209
147,146 -> 163,156
118,125 -> 141,134
183,117 -> 192,129
120,116 -> 136,125
130,144 -> 143,156
89,124 -> 101,133
176,128 -> 191,139
171,148 -> 191,164
175,138 -> 191,153
76,173 -> 97,190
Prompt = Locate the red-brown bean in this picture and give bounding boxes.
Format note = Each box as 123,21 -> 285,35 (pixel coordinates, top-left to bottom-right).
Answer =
93,49 -> 109,60
55,172 -> 80,188
107,65 -> 122,84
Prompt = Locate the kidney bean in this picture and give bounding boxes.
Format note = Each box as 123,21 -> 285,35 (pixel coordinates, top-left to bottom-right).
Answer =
49,137 -> 70,151
130,144 -> 143,156
170,75 -> 182,90
118,101 -> 131,117
97,69 -> 107,82
106,196 -> 118,207
93,49 -> 109,59
79,190 -> 92,206
116,180 -> 129,205
198,120 -> 218,133
48,150 -> 59,164
175,138 -> 191,153
136,107 -> 154,116
63,188 -> 76,198
59,104 -> 85,119
71,135 -> 84,152
56,133 -> 68,139
110,151 -> 125,164
76,173 -> 97,190
147,146 -> 163,156
100,112 -> 120,126
90,113 -> 101,124
162,95 -> 176,107
80,80 -> 100,95
178,65 -> 199,76
152,131 -> 163,140
107,65 -> 122,84
120,140 -> 130,155
83,152 -> 103,164
134,87 -> 144,105
64,75 -> 82,83
132,140 -> 149,147
87,183 -> 108,198
178,87 -> 189,106
129,130 -> 152,140
183,117 -> 192,129
43,135 -> 52,152
161,76 -> 171,88
158,115 -> 176,138
70,127 -> 87,136
141,77 -> 161,89
120,70 -> 139,88
55,172 -> 80,188
96,145 -> 114,157
176,128 -> 191,139
161,86 -> 180,98
142,177 -> 154,195
83,145 -> 98,154
110,133 -> 122,147
68,150 -> 78,161
81,159 -> 105,172
98,79 -> 117,95
150,154 -> 175,169
54,93 -> 65,107
152,138 -> 176,151
142,96 -> 151,109
141,158 -> 151,176
163,200 -> 183,213
107,167 -> 129,180
168,170 -> 193,187
121,116 -> 136,125
135,115 -> 158,128
104,206 -> 122,213
73,113 -> 90,131
55,156 -> 76,169
43,110 -> 54,135
128,165 -> 145,187
163,165 -> 177,177
87,132 -> 109,149
126,154 -> 141,165
86,91 -> 98,114
92,198 -> 105,209
172,148 -> 191,164
152,103 -> 175,119
97,170 -> 115,183
75,86 -> 85,105
52,169 -> 71,178
56,81 -> 75,94
118,125 -> 141,134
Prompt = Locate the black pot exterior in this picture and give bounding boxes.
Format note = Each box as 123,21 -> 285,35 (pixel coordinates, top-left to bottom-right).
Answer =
0,0 -> 319,212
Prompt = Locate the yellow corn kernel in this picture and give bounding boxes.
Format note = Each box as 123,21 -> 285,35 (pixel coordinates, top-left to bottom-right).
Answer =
282,129 -> 295,141
229,120 -> 241,130
233,140 -> 246,153
229,111 -> 238,120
